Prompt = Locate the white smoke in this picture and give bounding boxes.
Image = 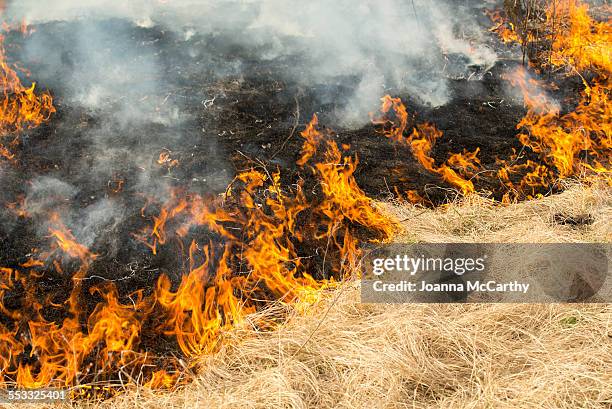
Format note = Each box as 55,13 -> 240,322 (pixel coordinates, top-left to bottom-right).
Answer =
2,0 -> 497,252
6,0 -> 497,124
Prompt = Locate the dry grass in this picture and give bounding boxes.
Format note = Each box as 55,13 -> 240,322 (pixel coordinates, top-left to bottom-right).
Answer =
386,180 -> 611,243
94,295 -> 611,409
14,182 -> 611,409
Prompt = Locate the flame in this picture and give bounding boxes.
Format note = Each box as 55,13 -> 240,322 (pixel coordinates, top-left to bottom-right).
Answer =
158,150 -> 179,169
372,95 -> 478,195
507,68 -> 609,180
546,0 -> 611,74
478,0 -> 610,200
487,0 -> 611,76
0,114 -> 396,391
485,8 -> 521,44
0,142 -> 13,159
492,1 -> 610,199
376,0 -> 609,202
1,0 -> 607,396
447,148 -> 481,178
0,215 -> 151,389
296,114 -> 324,166
0,35 -> 55,157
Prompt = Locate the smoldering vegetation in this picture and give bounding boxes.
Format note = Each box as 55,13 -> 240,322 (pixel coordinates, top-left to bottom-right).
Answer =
1,0 -> 498,257
8,0 -> 497,117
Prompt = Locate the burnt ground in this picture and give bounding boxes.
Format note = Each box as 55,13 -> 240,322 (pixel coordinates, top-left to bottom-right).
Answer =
0,17 -> 539,202
0,4 -> 592,383
2,14 -> 587,211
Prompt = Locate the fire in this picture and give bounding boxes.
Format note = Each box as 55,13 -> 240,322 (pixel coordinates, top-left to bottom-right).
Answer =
0,0 -> 608,398
302,116 -> 396,240
0,141 -> 13,159
48,216 -> 96,264
374,0 -> 609,202
485,8 -> 521,44
487,0 -> 610,75
0,216 -> 146,390
154,244 -> 236,356
296,114 -> 324,165
372,95 -> 478,195
158,150 -> 179,169
0,113 -> 396,392
545,0 -> 611,74
0,34 -> 55,157
492,0 -> 611,199
507,68 -> 609,179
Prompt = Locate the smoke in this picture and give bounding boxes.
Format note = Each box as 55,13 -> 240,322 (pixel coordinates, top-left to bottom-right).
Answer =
2,0 -> 497,257
7,0 -> 496,120
26,176 -> 78,217
505,67 -> 561,113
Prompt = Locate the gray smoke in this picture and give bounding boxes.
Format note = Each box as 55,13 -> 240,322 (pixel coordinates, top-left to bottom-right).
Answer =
2,0 -> 497,255
7,0 -> 496,121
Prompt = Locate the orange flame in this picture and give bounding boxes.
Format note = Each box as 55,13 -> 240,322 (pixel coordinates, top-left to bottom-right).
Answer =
508,68 -> 609,180
494,0 -> 611,198
485,8 -> 522,44
158,150 -> 179,169
0,35 -> 55,157
546,0 -> 611,74
372,95 -> 478,195
489,0 -> 610,199
0,114 -> 396,391
3,0 -> 607,395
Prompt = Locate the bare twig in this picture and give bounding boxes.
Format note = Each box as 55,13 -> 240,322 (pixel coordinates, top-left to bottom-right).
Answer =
270,95 -> 301,160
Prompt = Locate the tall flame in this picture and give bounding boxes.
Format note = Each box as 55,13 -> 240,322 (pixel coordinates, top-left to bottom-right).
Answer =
0,114 -> 396,391
546,0 -> 611,74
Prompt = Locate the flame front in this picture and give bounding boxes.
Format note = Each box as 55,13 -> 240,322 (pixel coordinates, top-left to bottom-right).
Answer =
0,113 -> 396,391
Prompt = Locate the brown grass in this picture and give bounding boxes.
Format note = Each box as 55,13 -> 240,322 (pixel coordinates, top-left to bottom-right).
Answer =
386,180 -> 611,243
14,182 -> 611,409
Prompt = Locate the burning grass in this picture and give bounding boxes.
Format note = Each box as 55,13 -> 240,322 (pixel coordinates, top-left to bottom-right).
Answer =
15,181 -> 611,408
29,301 -> 612,408
0,115 -> 396,390
379,0 -> 611,203
0,0 -> 610,401
0,30 -> 54,160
